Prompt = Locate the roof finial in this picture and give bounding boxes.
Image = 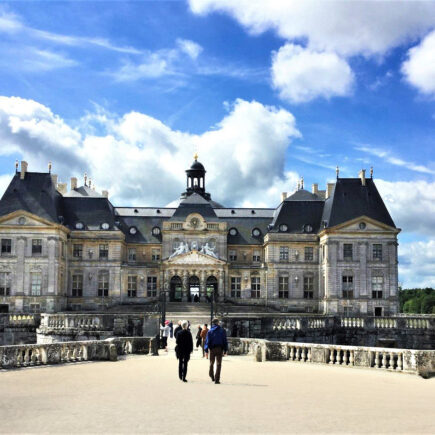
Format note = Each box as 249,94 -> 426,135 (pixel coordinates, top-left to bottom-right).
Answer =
194,152 -> 198,161
15,160 -> 18,173
48,161 -> 52,174
301,176 -> 304,189
89,178 -> 92,189
84,173 -> 87,186
370,166 -> 373,178
297,180 -> 300,190
336,165 -> 339,179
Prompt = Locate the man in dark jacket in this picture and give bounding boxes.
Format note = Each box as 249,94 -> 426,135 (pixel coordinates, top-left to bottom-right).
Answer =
204,318 -> 228,384
173,320 -> 182,339
175,320 -> 193,382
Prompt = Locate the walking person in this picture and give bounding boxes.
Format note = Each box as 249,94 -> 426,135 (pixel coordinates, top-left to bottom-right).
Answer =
204,318 -> 228,384
200,323 -> 209,357
195,324 -> 202,350
160,320 -> 170,352
169,320 -> 174,339
174,320 -> 182,339
175,320 -> 193,382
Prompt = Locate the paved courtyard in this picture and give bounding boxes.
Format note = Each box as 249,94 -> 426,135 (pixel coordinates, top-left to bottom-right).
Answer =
0,340 -> 434,434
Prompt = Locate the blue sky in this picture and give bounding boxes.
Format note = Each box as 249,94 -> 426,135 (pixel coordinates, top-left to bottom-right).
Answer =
0,0 -> 434,287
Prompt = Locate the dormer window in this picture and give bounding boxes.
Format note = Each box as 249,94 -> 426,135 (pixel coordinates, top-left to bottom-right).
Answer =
252,228 -> 261,237
75,222 -> 84,230
279,224 -> 288,232
152,226 -> 161,236
229,228 -> 238,236
101,222 -> 110,230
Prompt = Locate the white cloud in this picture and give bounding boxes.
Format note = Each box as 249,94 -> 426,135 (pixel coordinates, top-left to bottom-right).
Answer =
356,145 -> 435,175
189,0 -> 435,57
0,96 -> 300,207
399,240 -> 435,288
402,29 -> 435,97
176,38 -> 203,60
271,43 -> 354,103
376,179 -> 435,236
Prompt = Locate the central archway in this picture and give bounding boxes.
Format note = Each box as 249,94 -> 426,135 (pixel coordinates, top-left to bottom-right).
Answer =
170,276 -> 182,302
206,275 -> 218,302
189,275 -> 200,302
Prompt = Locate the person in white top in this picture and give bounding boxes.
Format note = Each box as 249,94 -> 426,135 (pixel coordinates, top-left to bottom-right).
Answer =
160,320 -> 171,352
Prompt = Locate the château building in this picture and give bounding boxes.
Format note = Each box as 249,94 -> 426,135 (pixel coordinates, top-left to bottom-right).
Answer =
0,158 -> 400,315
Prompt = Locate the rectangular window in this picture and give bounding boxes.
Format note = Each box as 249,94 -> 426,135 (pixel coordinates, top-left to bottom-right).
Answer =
230,277 -> 241,298
73,244 -> 83,258
304,247 -> 314,261
32,239 -> 42,255
373,244 -> 382,261
1,239 -> 11,254
251,276 -> 260,298
374,307 -> 383,317
29,303 -> 40,313
343,307 -> 352,316
372,276 -> 383,299
128,276 -> 137,298
343,244 -> 353,260
151,249 -> 160,262
253,250 -> 261,262
98,273 -> 109,297
342,275 -> 354,299
72,274 -> 83,297
303,276 -> 314,299
0,272 -> 11,296
99,244 -> 109,260
279,246 -> 289,261
30,272 -> 42,296
322,244 -> 325,262
278,276 -> 289,298
229,250 -> 237,261
147,276 -> 157,297
128,248 -> 136,262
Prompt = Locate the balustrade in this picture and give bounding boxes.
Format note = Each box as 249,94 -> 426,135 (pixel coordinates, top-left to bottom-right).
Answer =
341,317 -> 365,328
405,318 -> 429,329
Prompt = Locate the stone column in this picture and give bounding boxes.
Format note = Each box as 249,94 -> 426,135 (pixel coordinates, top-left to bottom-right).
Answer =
47,237 -> 57,294
218,269 -> 224,301
200,270 -> 206,302
359,241 -> 368,297
182,271 -> 189,302
325,240 -> 339,314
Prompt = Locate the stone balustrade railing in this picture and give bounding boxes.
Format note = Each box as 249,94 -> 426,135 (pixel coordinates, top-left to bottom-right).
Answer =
0,336 -> 158,370
40,314 -> 114,331
228,338 -> 435,378
0,313 -> 39,328
340,317 -> 365,328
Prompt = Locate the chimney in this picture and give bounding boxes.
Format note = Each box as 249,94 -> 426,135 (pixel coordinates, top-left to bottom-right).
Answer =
281,192 -> 287,202
359,169 -> 366,186
312,183 -> 318,195
71,177 -> 77,190
326,182 -> 335,199
51,174 -> 58,187
57,182 -> 67,195
102,190 -> 109,198
20,161 -> 28,180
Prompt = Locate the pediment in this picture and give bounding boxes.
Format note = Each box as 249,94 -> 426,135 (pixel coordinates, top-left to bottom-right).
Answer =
0,210 -> 63,229
329,216 -> 399,233
165,250 -> 225,265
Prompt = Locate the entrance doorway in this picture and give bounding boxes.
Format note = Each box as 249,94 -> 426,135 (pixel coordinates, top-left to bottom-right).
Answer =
170,276 -> 182,302
189,275 -> 200,302
206,276 -> 218,302
0,304 -> 8,313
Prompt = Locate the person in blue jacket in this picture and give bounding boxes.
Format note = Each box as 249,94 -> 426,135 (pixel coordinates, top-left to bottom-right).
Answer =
204,318 -> 228,384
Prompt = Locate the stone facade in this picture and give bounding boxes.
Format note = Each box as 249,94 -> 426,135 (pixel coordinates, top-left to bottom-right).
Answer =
0,160 -> 400,315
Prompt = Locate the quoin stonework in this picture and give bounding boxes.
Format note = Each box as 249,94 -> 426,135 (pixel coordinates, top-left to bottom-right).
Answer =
0,157 -> 400,316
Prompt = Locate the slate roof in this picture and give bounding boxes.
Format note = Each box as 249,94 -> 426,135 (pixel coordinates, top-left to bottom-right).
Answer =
322,178 -> 396,228
0,172 -> 63,223
62,197 -> 117,231
0,171 -> 396,244
269,189 -> 325,234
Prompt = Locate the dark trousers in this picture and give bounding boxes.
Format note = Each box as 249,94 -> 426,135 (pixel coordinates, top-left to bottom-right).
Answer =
178,354 -> 189,380
209,347 -> 223,382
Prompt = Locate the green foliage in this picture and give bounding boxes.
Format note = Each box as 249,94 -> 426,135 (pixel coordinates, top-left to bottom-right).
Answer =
399,288 -> 435,314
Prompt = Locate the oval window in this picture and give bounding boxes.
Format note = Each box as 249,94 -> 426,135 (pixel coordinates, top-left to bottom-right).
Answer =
129,226 -> 137,235
229,228 -> 238,236
279,224 -> 288,232
252,228 -> 261,237
304,224 -> 313,233
75,222 -> 84,230
152,226 -> 161,236
359,222 -> 366,230
101,222 -> 110,230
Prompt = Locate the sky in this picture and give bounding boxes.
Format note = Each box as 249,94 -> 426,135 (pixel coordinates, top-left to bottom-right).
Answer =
0,0 -> 434,288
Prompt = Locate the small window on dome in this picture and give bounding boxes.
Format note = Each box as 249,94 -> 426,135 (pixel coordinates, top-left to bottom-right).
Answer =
252,228 -> 261,237
304,224 -> 313,233
129,226 -> 137,235
75,222 -> 84,230
229,228 -> 238,236
152,226 -> 161,236
279,224 -> 288,232
359,222 -> 366,230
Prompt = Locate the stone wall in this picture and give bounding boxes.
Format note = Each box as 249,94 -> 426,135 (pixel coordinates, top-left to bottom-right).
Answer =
0,313 -> 39,345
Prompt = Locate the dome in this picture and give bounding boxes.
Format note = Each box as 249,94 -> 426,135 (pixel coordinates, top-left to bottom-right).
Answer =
189,159 -> 205,171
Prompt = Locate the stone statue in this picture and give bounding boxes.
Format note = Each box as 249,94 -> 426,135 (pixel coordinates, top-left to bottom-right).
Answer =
191,240 -> 198,251
200,242 -> 218,258
169,241 -> 189,258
